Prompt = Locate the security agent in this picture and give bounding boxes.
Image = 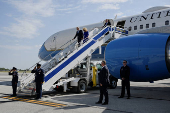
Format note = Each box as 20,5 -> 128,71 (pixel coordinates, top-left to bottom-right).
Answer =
72,27 -> 84,47
96,60 -> 109,105
31,63 -> 44,99
118,60 -> 131,99
9,67 -> 18,97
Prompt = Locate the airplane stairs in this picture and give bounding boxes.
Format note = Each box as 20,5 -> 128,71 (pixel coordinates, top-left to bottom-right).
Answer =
17,26 -> 128,95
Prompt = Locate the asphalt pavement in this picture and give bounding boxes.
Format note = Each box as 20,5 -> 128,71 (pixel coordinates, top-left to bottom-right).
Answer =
0,72 -> 170,113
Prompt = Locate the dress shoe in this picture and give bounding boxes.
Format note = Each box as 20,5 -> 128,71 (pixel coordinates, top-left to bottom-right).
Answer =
118,96 -> 124,98
102,102 -> 108,105
95,101 -> 102,104
11,95 -> 17,97
127,97 -> 130,99
35,97 -> 39,100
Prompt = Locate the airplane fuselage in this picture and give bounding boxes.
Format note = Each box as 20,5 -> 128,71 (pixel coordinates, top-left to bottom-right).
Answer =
38,6 -> 170,82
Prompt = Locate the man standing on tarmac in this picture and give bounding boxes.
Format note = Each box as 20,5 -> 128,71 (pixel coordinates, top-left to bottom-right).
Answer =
118,60 -> 131,99
72,27 -> 84,47
96,60 -> 109,105
31,64 -> 44,99
9,67 -> 18,97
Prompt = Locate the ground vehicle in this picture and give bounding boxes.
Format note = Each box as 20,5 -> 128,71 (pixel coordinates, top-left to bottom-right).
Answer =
54,60 -> 118,93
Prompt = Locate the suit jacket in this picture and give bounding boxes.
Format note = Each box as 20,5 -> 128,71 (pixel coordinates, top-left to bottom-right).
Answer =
120,65 -> 130,80
73,30 -> 84,42
9,71 -> 18,84
31,68 -> 44,83
103,21 -> 111,27
107,21 -> 111,26
99,65 -> 109,86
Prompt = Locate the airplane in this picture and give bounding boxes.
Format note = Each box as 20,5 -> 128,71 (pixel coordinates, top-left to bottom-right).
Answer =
38,6 -> 170,83
38,22 -> 110,61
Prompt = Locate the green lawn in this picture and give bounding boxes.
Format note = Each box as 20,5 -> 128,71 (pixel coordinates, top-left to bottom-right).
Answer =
0,71 -> 31,73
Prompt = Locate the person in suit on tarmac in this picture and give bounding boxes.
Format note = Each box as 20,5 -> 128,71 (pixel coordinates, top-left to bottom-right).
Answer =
96,60 -> 109,105
9,67 -> 18,97
31,63 -> 44,99
72,27 -> 84,47
118,60 -> 131,99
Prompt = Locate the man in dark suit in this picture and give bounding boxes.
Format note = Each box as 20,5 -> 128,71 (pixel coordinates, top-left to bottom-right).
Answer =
96,60 -> 109,105
103,19 -> 111,35
118,60 -> 131,99
9,67 -> 18,97
72,27 -> 84,47
31,63 -> 44,99
103,19 -> 111,28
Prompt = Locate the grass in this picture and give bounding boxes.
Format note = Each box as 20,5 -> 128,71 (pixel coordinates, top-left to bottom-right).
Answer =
0,71 -> 31,73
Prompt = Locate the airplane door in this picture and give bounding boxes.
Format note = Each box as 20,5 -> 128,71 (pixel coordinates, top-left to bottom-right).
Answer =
103,19 -> 114,25
44,36 -> 57,51
50,37 -> 56,51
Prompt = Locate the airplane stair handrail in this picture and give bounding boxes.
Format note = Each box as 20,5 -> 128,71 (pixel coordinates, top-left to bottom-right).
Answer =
19,27 -> 104,83
18,26 -> 129,94
20,39 -> 76,77
20,27 -> 104,77
42,26 -> 112,91
18,39 -> 78,91
18,27 -> 103,90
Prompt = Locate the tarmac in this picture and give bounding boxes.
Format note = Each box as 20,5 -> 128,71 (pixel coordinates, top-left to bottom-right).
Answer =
0,72 -> 170,113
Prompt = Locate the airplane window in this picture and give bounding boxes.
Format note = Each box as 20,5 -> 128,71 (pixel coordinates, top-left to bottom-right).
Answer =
134,26 -> 137,30
140,25 -> 143,29
146,24 -> 149,28
128,26 -> 132,31
152,23 -> 156,27
165,20 -> 169,25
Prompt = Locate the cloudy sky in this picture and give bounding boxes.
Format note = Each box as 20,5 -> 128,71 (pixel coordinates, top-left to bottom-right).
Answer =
0,0 -> 169,70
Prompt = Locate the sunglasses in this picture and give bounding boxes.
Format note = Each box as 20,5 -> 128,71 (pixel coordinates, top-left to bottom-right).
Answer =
123,62 -> 126,63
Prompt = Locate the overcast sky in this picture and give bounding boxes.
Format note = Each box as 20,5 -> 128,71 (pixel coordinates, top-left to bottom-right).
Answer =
0,0 -> 170,70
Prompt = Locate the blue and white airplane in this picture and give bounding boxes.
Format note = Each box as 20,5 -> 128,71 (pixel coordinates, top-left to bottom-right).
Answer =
39,6 -> 170,82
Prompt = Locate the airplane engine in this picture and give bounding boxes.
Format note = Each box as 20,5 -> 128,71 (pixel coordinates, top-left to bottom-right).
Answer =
105,33 -> 170,82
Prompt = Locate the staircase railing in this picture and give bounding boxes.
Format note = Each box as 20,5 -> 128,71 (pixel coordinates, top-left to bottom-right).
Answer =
18,27 -> 102,91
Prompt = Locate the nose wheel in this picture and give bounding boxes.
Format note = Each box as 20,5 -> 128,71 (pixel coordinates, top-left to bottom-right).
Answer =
110,80 -> 117,89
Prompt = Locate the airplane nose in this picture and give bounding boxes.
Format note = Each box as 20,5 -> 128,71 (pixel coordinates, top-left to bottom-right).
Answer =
38,43 -> 60,61
38,43 -> 51,61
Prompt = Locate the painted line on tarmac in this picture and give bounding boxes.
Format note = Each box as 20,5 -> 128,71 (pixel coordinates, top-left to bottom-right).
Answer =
1,96 -> 67,108
90,93 -> 170,102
